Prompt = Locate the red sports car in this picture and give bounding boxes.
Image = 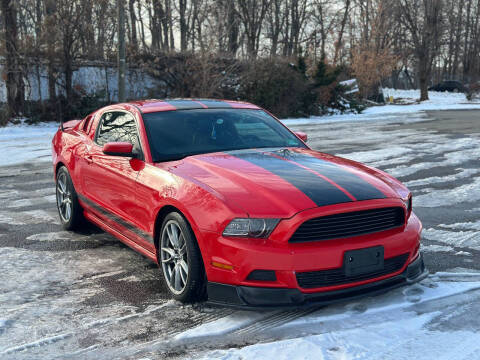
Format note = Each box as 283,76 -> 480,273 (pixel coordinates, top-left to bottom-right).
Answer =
52,99 -> 427,308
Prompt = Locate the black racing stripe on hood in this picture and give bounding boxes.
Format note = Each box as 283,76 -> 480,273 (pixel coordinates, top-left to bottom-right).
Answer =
228,151 -> 353,207
277,150 -> 386,201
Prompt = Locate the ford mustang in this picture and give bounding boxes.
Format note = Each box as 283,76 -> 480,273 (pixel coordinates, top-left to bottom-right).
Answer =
52,99 -> 427,308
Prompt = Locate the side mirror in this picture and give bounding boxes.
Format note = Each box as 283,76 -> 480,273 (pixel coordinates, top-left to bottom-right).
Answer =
103,142 -> 134,157
294,131 -> 308,143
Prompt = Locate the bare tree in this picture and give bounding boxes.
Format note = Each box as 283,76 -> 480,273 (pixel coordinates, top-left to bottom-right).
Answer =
237,0 -> 271,58
334,0 -> 351,64
150,0 -> 172,50
137,0 -> 147,49
1,0 -> 471,114
1,0 -> 25,121
266,0 -> 286,56
226,0 -> 240,55
397,0 -> 444,100
352,0 -> 398,99
284,0 -> 309,56
118,0 -> 126,102
129,0 -> 138,51
311,0 -> 337,60
177,0 -> 188,51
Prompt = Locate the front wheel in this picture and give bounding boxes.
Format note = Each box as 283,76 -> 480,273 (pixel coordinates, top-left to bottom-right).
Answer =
159,212 -> 206,302
56,166 -> 84,230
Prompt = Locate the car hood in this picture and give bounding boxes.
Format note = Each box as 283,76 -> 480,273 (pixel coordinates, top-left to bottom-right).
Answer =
167,148 -> 409,218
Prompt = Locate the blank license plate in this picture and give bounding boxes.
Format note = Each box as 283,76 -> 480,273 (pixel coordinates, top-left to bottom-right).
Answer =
344,246 -> 384,277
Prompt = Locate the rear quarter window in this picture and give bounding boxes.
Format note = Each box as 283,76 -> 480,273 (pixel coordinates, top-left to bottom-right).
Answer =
82,115 -> 93,133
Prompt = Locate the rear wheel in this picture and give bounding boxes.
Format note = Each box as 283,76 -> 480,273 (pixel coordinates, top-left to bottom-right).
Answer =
56,166 -> 84,230
159,212 -> 206,302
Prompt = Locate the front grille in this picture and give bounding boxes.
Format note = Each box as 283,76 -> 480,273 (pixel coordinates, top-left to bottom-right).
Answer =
296,253 -> 409,289
289,207 -> 405,243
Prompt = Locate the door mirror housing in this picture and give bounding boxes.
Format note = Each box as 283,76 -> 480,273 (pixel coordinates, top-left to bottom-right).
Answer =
294,131 -> 308,143
103,142 -> 135,157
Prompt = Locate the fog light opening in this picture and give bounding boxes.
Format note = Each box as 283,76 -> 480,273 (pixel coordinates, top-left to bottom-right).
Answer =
246,270 -> 277,282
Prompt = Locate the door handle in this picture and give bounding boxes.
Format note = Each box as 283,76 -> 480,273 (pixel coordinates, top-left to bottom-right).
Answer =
85,155 -> 93,164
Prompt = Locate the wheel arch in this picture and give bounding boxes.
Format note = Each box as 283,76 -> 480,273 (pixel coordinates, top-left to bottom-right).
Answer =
153,205 -> 207,268
55,161 -> 66,179
153,205 -> 180,254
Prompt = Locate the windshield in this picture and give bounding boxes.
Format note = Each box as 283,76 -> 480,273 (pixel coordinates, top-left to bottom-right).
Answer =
143,109 -> 307,162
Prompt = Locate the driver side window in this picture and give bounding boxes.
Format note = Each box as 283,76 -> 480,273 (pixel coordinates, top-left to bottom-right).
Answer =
96,111 -> 141,153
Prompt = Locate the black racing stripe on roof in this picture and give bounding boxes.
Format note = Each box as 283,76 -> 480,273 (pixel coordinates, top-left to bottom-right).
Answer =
228,151 -> 353,207
195,100 -> 233,108
164,100 -> 205,110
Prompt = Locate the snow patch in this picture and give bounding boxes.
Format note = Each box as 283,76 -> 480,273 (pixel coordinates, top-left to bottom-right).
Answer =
26,231 -> 92,242
282,89 -> 480,126
0,189 -> 19,198
175,311 -> 269,341
340,146 -> 411,164
385,142 -> 479,178
188,275 -> 480,360
0,213 -> 26,225
415,176 -> 480,207
422,244 -> 455,253
0,122 -> 58,166
442,222 -> 480,231
405,168 -> 480,187
22,210 -> 58,224
422,228 -> 480,251
455,251 -> 472,256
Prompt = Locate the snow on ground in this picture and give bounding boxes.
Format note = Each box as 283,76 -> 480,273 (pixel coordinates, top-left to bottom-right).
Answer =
282,88 -> 480,126
1,97 -> 479,359
178,274 -> 480,360
404,168 -> 480,187
415,176 -> 480,207
422,221 -> 480,251
0,122 -> 58,166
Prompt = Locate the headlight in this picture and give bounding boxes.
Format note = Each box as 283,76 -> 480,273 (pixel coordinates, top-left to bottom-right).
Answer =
223,218 -> 280,238
403,194 -> 412,216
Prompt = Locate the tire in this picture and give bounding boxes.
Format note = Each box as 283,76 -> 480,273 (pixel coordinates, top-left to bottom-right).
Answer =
158,212 -> 206,302
55,166 -> 84,230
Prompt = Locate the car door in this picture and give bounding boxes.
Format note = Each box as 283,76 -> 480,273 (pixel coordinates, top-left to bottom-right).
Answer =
81,110 -> 150,248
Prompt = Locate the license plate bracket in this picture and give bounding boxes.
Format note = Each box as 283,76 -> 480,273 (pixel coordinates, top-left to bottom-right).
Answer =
344,246 -> 384,277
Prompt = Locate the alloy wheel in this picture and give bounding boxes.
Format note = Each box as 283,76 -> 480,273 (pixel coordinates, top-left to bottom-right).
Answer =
56,172 -> 72,223
160,220 -> 189,294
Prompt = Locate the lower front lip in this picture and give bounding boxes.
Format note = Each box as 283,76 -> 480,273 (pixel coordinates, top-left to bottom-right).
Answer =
206,253 -> 428,309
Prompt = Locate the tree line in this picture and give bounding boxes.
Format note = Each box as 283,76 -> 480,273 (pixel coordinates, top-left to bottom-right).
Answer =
1,0 -> 480,123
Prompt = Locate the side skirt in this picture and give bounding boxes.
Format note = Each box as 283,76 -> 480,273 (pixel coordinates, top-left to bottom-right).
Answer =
83,210 -> 157,263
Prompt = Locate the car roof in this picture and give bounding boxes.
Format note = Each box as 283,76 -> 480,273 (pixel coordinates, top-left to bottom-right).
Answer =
125,98 -> 261,114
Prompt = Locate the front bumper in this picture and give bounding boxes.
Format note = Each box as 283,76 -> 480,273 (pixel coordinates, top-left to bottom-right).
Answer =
207,253 -> 428,309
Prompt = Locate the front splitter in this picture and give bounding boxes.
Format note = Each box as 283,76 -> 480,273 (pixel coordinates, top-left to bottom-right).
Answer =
207,253 -> 428,310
